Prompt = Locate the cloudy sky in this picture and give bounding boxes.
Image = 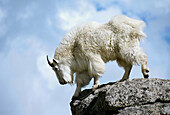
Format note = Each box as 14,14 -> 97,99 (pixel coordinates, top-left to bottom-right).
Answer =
0,0 -> 170,115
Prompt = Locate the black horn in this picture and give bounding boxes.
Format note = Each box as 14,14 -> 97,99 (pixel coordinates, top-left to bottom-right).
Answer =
47,55 -> 54,67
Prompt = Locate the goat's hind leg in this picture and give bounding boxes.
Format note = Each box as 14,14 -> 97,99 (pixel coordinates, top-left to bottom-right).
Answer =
92,76 -> 100,90
138,51 -> 149,78
119,65 -> 132,82
141,61 -> 149,78
116,59 -> 132,82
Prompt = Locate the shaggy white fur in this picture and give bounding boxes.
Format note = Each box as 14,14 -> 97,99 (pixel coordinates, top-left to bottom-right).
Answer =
47,15 -> 149,97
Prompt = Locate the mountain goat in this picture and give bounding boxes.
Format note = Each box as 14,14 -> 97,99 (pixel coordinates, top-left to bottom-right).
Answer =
47,15 -> 149,98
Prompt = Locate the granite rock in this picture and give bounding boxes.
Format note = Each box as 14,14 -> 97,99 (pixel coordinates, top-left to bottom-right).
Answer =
70,78 -> 170,115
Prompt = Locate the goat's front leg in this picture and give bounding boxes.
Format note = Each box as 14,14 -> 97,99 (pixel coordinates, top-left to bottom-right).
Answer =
73,84 -> 81,98
73,71 -> 91,98
92,76 -> 100,90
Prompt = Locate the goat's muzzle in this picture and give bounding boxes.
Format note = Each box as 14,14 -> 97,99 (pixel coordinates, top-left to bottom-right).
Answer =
59,80 -> 67,85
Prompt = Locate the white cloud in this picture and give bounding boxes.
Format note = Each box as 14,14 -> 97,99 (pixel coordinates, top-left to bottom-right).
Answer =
0,36 -> 45,115
0,8 -> 7,38
57,1 -> 95,30
2,35 -> 75,115
47,18 -> 53,26
57,1 -> 122,31
142,8 -> 170,79
58,10 -> 91,30
154,0 -> 170,13
16,3 -> 37,22
0,8 -> 5,22
37,52 -> 57,90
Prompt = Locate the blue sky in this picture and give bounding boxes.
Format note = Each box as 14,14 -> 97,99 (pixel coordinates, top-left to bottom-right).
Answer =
0,0 -> 170,115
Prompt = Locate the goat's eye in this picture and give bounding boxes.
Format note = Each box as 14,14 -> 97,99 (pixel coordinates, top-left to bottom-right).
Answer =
54,68 -> 58,71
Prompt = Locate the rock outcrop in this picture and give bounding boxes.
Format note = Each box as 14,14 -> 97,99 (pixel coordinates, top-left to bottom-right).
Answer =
70,78 -> 170,115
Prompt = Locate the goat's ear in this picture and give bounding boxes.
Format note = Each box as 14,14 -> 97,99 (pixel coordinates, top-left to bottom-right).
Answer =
53,59 -> 58,65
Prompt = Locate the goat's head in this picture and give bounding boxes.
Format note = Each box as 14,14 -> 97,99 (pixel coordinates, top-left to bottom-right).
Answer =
47,55 -> 73,85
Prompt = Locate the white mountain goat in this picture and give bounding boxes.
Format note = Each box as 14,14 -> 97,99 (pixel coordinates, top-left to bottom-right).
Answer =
47,15 -> 149,98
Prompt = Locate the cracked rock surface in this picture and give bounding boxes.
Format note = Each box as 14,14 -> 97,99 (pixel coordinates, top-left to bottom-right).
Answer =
70,78 -> 170,115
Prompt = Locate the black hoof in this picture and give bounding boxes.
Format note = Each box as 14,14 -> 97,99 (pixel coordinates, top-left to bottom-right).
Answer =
144,74 -> 149,78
